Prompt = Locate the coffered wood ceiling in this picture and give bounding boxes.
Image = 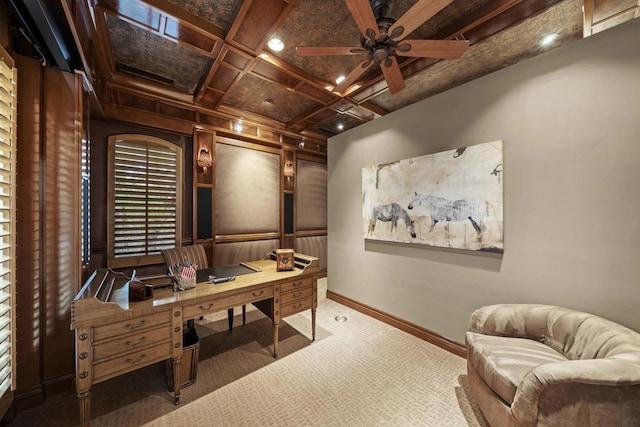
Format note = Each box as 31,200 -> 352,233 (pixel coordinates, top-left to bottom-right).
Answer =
71,0 -> 638,141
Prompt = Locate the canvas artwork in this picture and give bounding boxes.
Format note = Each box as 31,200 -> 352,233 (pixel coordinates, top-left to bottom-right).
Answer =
362,141 -> 503,253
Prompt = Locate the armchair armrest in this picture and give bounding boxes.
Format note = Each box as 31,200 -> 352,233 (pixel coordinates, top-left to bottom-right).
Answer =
511,356 -> 640,422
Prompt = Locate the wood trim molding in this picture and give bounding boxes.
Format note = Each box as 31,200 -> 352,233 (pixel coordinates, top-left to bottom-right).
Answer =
326,290 -> 467,359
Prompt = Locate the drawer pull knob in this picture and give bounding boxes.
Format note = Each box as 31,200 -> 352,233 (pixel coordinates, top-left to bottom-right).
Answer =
293,292 -> 302,298
252,290 -> 264,297
79,371 -> 88,379
293,303 -> 302,309
125,320 -> 145,330
125,354 -> 146,365
79,352 -> 88,360
199,303 -> 213,312
292,282 -> 301,287
125,337 -> 146,347
79,333 -> 88,341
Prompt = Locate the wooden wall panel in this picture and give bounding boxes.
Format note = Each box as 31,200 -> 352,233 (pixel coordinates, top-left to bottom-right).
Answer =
41,66 -> 82,390
15,55 -> 44,411
13,56 -> 83,412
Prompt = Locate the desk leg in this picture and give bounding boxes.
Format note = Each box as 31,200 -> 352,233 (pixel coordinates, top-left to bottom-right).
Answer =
273,320 -> 279,358
172,357 -> 182,405
312,307 -> 316,341
78,390 -> 91,427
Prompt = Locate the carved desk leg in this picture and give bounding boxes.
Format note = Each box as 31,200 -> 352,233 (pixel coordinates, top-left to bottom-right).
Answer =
171,308 -> 184,405
273,285 -> 280,358
172,357 -> 181,405
312,307 -> 317,341
273,319 -> 280,358
78,390 -> 91,427
75,328 -> 93,426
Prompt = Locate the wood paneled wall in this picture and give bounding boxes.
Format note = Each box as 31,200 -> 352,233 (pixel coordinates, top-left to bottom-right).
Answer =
13,55 -> 83,413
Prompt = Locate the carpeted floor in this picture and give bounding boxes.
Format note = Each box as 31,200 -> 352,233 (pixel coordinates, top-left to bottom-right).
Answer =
12,298 -> 488,426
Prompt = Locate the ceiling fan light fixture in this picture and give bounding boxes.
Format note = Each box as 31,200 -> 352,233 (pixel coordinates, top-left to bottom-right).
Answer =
268,38 -> 284,52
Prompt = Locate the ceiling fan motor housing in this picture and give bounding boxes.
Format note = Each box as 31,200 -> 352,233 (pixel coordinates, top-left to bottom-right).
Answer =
370,0 -> 390,19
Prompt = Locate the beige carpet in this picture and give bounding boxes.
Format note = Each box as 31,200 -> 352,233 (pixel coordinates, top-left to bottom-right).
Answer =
13,298 -> 488,426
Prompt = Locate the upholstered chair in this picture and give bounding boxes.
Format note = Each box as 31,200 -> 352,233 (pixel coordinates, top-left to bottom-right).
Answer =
466,304 -> 640,426
161,245 -> 246,330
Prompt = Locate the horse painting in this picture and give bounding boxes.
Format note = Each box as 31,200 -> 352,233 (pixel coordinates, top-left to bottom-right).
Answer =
368,203 -> 417,238
407,193 -> 491,236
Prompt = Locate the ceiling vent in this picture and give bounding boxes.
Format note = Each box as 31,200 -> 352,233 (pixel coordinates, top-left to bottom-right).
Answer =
116,63 -> 175,87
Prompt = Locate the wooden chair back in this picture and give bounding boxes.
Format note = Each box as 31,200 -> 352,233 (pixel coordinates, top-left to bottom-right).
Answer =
161,245 -> 209,272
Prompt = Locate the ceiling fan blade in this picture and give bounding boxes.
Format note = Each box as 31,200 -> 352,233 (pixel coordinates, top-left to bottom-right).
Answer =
380,56 -> 405,94
334,59 -> 375,94
346,0 -> 380,39
296,46 -> 365,56
396,39 -> 469,59
388,0 -> 453,41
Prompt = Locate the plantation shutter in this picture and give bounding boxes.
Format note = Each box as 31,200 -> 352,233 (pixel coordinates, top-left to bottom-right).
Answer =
109,135 -> 182,267
0,51 -> 16,401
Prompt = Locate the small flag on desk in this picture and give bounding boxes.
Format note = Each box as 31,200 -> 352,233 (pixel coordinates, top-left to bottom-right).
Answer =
180,263 -> 196,279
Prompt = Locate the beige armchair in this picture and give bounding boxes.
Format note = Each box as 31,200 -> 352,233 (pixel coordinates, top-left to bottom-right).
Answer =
466,304 -> 640,426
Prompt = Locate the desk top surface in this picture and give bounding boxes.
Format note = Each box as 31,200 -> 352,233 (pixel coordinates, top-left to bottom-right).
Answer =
71,254 -> 319,328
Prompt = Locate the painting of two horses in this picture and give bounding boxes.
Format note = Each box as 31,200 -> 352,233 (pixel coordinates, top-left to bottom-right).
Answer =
362,141 -> 503,253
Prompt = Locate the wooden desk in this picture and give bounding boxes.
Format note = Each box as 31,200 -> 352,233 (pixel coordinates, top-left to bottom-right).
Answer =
70,254 -> 319,426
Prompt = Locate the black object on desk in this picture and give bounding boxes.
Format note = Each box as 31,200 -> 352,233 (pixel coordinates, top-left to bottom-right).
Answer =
196,263 -> 258,284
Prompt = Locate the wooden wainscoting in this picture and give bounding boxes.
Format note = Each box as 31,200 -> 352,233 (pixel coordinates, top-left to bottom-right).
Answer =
327,291 -> 467,358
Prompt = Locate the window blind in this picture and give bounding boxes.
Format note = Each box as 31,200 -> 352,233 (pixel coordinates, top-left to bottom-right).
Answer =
0,54 -> 16,397
81,133 -> 90,267
110,136 -> 181,265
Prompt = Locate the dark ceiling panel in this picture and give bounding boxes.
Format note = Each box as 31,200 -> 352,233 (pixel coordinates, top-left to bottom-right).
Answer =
107,15 -> 212,94
166,0 -> 242,31
223,74 -> 322,123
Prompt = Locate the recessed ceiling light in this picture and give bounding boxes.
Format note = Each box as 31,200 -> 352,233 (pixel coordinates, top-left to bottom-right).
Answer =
259,53 -> 269,59
540,33 -> 558,46
325,85 -> 334,91
234,121 -> 243,132
335,75 -> 346,85
268,38 -> 284,52
337,123 -> 345,131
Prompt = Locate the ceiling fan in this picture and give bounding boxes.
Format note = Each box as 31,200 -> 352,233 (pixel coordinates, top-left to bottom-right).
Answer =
296,0 -> 469,95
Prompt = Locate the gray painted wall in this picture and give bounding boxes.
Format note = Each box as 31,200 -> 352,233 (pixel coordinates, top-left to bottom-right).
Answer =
328,19 -> 640,345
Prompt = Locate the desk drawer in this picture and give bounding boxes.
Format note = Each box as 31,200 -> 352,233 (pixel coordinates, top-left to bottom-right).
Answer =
183,286 -> 274,318
93,311 -> 171,342
93,341 -> 173,383
281,287 -> 312,305
93,326 -> 172,361
281,298 -> 312,317
281,277 -> 312,293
